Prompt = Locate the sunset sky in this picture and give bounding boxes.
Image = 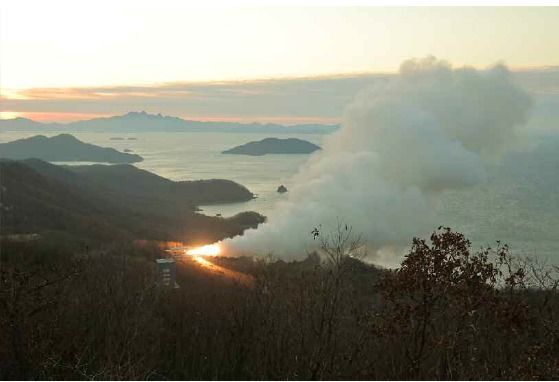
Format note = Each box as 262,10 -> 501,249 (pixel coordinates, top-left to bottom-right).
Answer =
1,2 -> 559,123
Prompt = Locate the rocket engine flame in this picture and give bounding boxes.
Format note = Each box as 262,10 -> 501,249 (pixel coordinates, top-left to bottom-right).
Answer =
186,243 -> 221,256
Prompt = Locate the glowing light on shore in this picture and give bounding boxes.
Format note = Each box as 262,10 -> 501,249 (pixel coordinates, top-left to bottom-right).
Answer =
186,243 -> 221,256
193,256 -> 214,268
191,254 -> 254,286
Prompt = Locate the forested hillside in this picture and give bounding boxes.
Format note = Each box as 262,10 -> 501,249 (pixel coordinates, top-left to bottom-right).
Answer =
0,159 -> 263,244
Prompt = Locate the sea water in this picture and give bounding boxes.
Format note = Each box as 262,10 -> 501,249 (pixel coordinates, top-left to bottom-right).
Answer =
1,130 -> 557,262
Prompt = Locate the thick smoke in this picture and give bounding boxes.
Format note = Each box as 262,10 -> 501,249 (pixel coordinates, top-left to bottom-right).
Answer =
222,57 -> 532,263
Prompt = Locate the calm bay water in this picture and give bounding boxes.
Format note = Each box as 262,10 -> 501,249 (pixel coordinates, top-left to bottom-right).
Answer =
437,137 -> 559,262
0,131 -> 323,218
1,130 -> 558,262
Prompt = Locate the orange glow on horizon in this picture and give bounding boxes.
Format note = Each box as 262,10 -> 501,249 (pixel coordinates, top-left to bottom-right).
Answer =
0,110 -> 339,126
186,243 -> 221,256
0,111 -> 110,123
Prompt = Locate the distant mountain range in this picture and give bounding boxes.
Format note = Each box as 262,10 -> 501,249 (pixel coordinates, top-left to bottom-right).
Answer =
0,111 -> 339,134
0,134 -> 143,163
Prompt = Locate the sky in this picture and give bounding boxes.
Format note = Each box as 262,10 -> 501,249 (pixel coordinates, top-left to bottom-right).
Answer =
1,3 -> 559,123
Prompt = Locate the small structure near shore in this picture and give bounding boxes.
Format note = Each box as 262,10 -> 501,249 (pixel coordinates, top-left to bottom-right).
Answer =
156,258 -> 179,289
277,185 -> 288,193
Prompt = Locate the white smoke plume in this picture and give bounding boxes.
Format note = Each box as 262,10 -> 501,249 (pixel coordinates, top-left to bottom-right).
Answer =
222,57 -> 532,263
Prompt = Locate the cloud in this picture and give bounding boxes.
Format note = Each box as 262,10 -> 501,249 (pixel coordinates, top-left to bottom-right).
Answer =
0,73 -> 393,123
1,67 -> 558,128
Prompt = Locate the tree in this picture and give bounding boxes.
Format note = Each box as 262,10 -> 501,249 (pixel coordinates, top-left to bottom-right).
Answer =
375,227 -> 529,379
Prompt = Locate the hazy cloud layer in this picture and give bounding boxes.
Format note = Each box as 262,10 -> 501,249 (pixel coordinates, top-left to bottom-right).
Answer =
2,67 -> 558,128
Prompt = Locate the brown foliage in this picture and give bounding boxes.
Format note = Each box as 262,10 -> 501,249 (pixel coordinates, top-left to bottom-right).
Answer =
374,227 -> 556,380
1,228 -> 559,380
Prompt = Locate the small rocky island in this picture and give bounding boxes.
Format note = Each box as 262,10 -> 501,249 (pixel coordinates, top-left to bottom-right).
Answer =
0,134 -> 143,163
222,137 -> 321,156
277,185 -> 288,193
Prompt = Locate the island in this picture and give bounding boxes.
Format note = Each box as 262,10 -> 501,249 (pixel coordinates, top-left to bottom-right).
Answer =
0,134 -> 143,163
222,137 -> 321,156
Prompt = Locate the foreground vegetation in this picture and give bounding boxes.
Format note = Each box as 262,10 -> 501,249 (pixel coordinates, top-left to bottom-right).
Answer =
1,227 -> 558,380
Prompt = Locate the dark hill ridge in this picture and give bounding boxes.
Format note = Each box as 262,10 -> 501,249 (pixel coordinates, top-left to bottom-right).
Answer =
0,134 -> 142,163
223,137 -> 321,156
0,159 -> 263,243
67,163 -> 255,208
18,159 -> 254,219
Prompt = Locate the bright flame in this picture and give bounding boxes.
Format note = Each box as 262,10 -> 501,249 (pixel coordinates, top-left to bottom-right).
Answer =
193,256 -> 214,268
186,243 -> 221,256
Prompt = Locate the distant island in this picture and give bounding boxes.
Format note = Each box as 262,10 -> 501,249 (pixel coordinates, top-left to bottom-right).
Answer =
0,111 -> 339,134
110,136 -> 137,141
223,137 -> 321,156
0,134 -> 143,163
